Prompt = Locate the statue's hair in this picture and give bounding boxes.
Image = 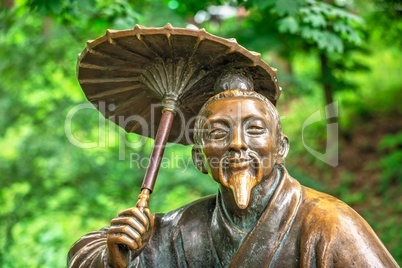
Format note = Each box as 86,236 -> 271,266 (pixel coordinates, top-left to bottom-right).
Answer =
214,68 -> 254,92
193,89 -> 283,146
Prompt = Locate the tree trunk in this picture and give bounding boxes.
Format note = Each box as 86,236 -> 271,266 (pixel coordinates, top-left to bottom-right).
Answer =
2,0 -> 14,8
319,53 -> 338,124
319,53 -> 339,167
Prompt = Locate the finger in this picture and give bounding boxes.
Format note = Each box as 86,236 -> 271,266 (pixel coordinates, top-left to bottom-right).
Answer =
111,217 -> 147,235
119,207 -> 149,227
108,225 -> 143,249
143,208 -> 155,229
117,207 -> 138,217
107,233 -> 139,250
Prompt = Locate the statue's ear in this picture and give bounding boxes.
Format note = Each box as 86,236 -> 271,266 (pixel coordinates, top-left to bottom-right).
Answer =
192,146 -> 208,174
277,134 -> 289,164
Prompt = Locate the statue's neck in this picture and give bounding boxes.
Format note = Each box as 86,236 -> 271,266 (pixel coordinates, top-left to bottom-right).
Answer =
219,165 -> 282,232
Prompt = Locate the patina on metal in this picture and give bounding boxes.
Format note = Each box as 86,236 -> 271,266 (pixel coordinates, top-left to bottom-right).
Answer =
69,25 -> 399,268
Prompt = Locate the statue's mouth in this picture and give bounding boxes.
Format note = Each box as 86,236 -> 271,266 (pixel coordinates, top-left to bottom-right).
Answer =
227,158 -> 252,170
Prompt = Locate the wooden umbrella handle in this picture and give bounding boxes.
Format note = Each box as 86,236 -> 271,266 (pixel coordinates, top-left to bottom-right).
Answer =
140,110 -> 175,192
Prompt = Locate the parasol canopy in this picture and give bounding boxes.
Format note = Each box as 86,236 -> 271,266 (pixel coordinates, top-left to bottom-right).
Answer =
77,23 -> 281,146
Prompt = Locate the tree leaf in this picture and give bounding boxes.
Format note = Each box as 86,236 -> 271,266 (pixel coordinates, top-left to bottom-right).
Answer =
278,16 -> 300,34
303,12 -> 327,28
275,0 -> 301,16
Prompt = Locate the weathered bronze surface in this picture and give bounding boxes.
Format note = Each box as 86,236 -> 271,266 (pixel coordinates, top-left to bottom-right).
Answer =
68,25 -> 399,267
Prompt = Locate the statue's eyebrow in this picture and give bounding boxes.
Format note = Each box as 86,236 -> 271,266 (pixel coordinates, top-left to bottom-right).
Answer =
243,115 -> 271,124
203,118 -> 230,129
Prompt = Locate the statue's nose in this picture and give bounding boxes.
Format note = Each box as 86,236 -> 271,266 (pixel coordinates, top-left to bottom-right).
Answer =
229,128 -> 247,153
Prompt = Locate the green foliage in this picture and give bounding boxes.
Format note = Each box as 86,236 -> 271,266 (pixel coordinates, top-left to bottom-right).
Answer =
336,172 -> 366,205
338,45 -> 402,131
248,0 -> 303,15
1,0 -> 401,266
363,0 -> 402,48
378,132 -> 402,191
240,0 -> 365,54
201,0 -> 368,102
278,0 -> 364,53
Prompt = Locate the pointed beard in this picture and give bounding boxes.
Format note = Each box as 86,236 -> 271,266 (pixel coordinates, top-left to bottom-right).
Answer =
219,155 -> 262,209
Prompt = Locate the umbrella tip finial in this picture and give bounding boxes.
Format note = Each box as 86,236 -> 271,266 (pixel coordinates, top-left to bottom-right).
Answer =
197,28 -> 207,40
250,51 -> 261,58
134,24 -> 143,30
164,23 -> 173,30
249,51 -> 261,66
105,30 -> 116,43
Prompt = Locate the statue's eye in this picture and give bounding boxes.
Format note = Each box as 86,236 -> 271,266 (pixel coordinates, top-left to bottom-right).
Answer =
246,126 -> 266,136
208,128 -> 228,140
245,119 -> 267,136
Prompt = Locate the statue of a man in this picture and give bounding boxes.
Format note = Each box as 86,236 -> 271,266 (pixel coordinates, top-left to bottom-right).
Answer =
68,73 -> 398,267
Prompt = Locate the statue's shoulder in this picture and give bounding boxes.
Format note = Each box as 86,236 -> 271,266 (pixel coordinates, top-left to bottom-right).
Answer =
294,184 -> 398,267
156,195 -> 216,228
283,169 -> 359,226
300,186 -> 362,226
297,185 -> 381,244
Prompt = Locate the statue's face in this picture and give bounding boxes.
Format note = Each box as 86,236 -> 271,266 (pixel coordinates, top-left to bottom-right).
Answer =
200,97 -> 279,209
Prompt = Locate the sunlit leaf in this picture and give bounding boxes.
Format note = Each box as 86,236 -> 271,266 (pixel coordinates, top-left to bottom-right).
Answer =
278,16 -> 299,33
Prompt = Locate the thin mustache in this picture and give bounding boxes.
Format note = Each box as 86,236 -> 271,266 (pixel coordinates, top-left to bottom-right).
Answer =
222,150 -> 257,163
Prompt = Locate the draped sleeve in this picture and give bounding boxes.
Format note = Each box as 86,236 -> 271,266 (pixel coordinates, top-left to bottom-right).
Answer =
67,196 -> 217,268
67,228 -> 110,268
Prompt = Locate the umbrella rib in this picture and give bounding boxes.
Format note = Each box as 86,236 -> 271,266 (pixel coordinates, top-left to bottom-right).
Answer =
87,47 -> 139,66
178,60 -> 198,96
141,66 -> 165,99
79,77 -> 142,84
133,35 -> 171,99
111,41 -> 155,61
165,59 -> 176,97
135,34 -> 159,58
188,35 -> 202,63
162,31 -> 175,94
79,63 -> 144,73
107,94 -> 143,119
127,106 -> 152,133
174,58 -> 186,96
167,33 -> 174,59
170,59 -> 177,96
88,84 -> 144,101
152,59 -> 168,97
176,37 -> 203,95
160,60 -> 169,96
183,69 -> 211,95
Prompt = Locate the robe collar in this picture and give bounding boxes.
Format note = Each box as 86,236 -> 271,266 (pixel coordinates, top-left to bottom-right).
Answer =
228,166 -> 302,268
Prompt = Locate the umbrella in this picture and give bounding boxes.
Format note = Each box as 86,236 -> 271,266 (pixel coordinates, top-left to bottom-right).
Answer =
77,23 -> 281,204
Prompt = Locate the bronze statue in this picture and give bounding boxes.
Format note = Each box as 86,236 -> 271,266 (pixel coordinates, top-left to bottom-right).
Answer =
68,25 -> 398,267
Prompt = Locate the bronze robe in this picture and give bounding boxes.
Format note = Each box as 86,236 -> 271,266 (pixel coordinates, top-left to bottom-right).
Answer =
68,169 -> 398,267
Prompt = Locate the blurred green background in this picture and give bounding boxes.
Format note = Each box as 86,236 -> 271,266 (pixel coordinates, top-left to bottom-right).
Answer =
1,0 -> 401,266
